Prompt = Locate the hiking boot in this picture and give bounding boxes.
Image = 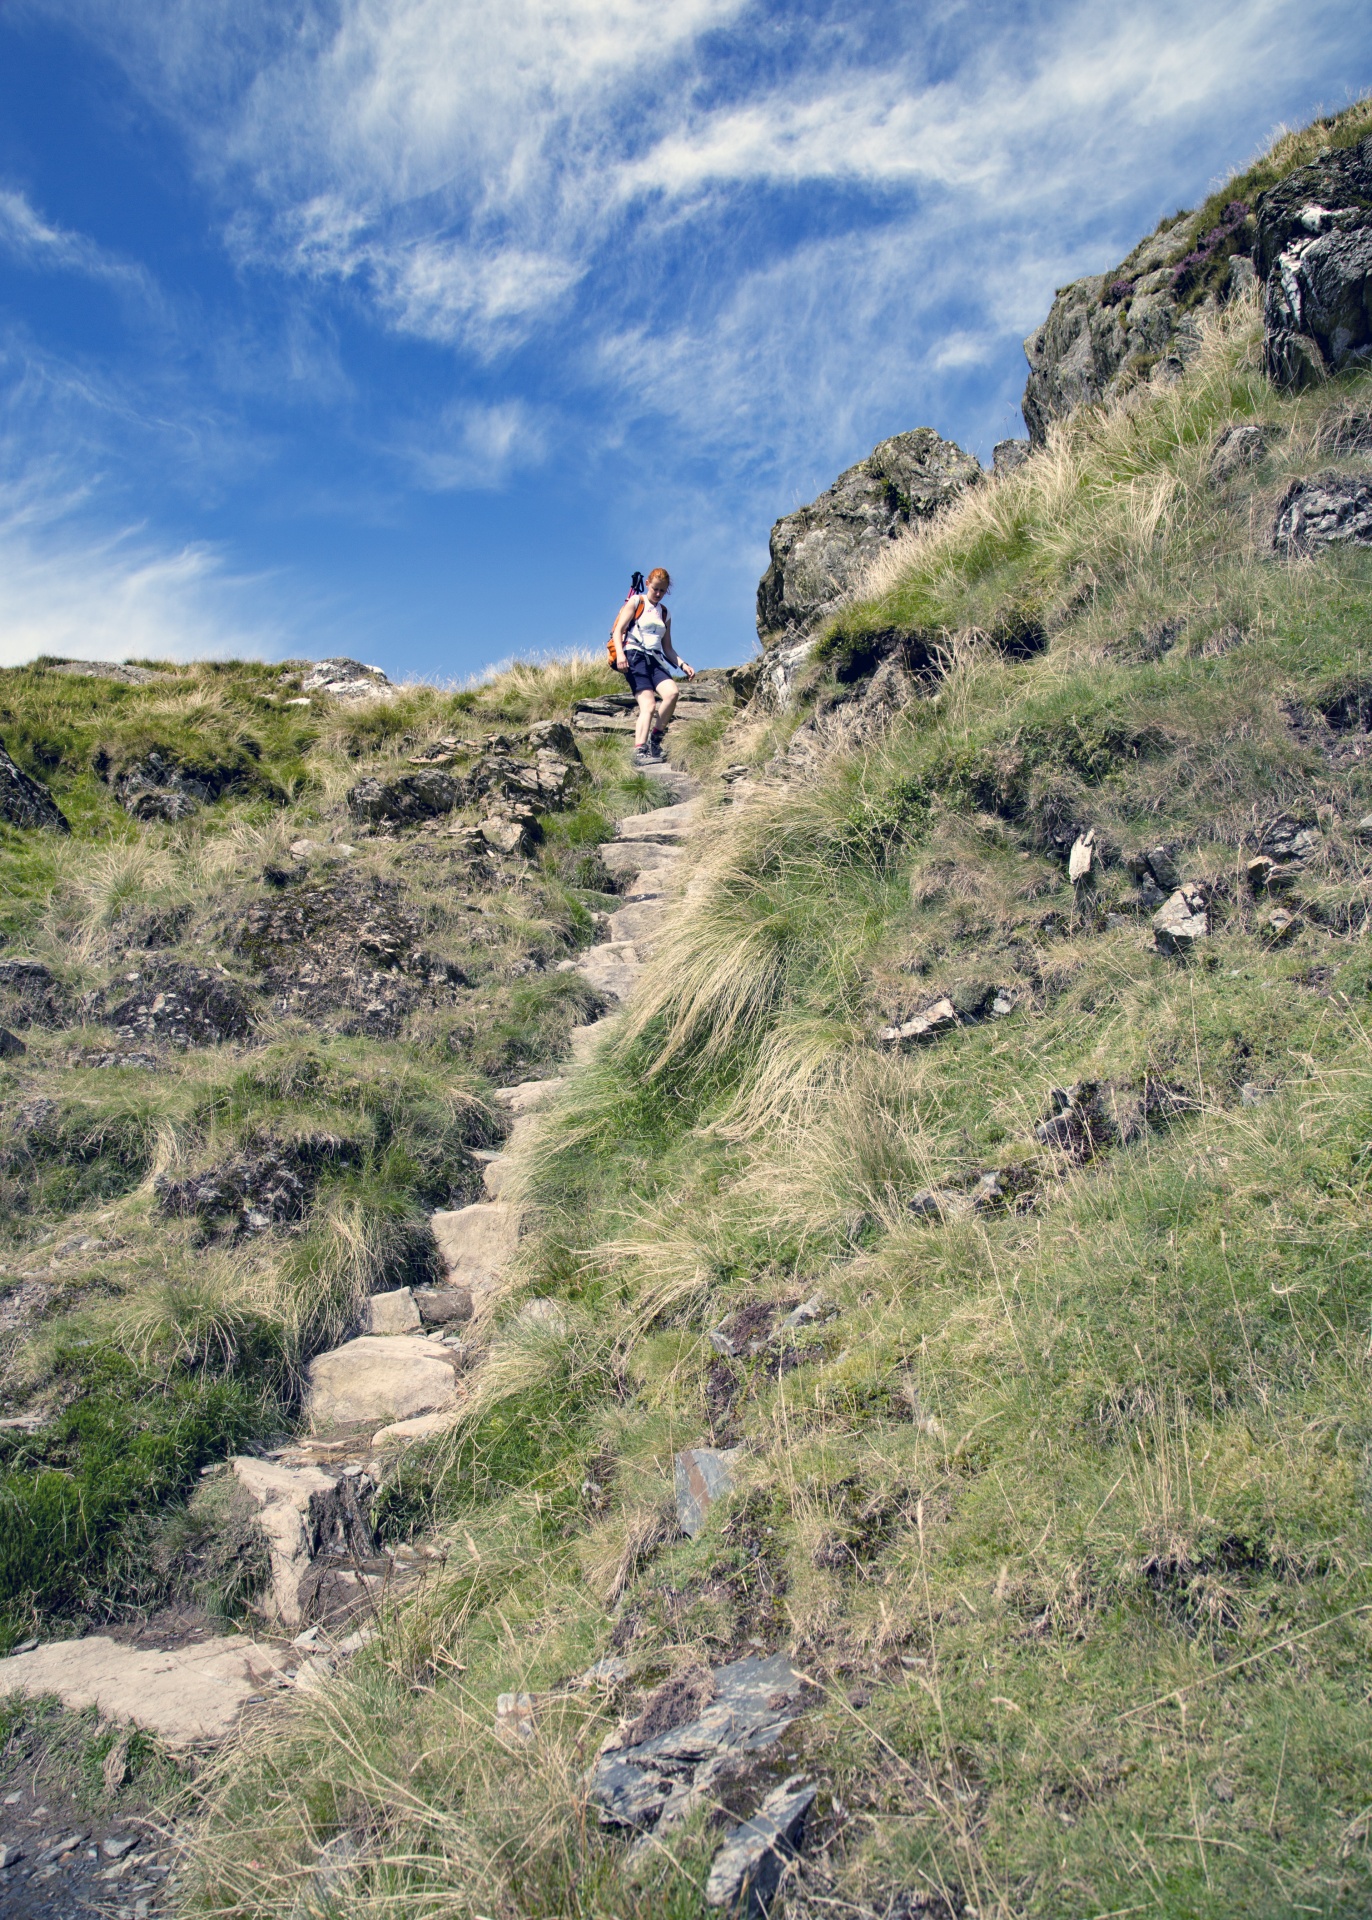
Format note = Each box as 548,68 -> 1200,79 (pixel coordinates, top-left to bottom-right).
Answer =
632,745 -> 656,767
649,729 -> 667,759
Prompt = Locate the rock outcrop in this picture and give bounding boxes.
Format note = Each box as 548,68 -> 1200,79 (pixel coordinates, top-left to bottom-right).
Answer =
299,658 -> 393,700
1023,135 -> 1372,440
1256,137 -> 1372,388
756,430 -> 982,654
1272,472 -> 1372,554
0,742 -> 69,833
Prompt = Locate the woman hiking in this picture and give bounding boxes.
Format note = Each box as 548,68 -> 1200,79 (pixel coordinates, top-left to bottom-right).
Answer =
611,567 -> 695,766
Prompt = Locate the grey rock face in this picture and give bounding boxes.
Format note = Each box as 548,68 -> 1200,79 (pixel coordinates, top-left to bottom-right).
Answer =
705,1776 -> 816,1915
756,429 -> 982,650
587,1652 -> 809,1830
1255,138 -> 1372,387
0,743 -> 69,834
1022,211 -> 1225,444
0,958 -> 66,1028
1273,472 -> 1372,555
993,438 -> 1031,475
347,769 -> 464,828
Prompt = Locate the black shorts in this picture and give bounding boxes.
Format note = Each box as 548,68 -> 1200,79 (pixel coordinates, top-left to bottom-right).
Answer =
623,651 -> 675,697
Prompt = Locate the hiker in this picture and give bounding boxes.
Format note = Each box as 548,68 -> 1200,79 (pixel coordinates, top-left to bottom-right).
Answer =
611,567 -> 695,765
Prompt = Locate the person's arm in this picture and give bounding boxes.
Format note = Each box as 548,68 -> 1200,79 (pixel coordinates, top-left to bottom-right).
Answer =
662,612 -> 695,678
611,600 -> 637,670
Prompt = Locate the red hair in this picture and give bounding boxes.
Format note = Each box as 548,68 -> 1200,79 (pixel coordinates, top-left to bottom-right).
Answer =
646,567 -> 671,590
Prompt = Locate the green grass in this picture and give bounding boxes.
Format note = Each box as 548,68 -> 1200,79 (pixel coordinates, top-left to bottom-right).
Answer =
174,291 -> 1372,1917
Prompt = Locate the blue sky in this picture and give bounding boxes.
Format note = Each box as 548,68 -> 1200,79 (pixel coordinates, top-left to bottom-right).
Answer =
0,1 -> 1368,681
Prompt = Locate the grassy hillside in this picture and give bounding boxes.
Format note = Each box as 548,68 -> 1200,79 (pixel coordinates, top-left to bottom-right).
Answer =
0,651 -> 666,1645
176,289 -> 1372,1918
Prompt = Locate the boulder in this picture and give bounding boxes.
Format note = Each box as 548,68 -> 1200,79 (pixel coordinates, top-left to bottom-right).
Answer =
346,770 -> 465,828
479,810 -> 538,856
1210,422 -> 1277,482
705,1776 -> 817,1915
1272,472 -> 1372,555
361,1286 -> 421,1335
0,743 -> 69,833
993,438 -> 1031,475
756,430 -> 981,650
1255,137 -> 1372,387
42,659 -> 167,685
0,958 -> 66,1029
305,1334 -> 460,1431
876,996 -> 957,1048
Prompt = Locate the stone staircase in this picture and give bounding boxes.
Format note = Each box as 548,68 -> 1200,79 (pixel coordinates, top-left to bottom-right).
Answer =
0,762 -> 712,1743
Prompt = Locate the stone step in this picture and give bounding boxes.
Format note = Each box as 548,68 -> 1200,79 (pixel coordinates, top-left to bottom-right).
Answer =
430,1200 -> 521,1304
568,1015 -> 618,1064
0,1635 -> 295,1748
231,1456 -> 347,1627
492,1077 -> 564,1113
599,839 -> 681,876
615,802 -> 698,840
605,899 -> 668,945
306,1333 -> 461,1433
576,942 -> 639,1002
482,1155 -> 512,1199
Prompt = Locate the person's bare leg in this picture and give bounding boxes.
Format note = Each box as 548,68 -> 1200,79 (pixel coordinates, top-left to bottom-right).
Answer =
654,682 -> 679,738
634,688 -> 657,748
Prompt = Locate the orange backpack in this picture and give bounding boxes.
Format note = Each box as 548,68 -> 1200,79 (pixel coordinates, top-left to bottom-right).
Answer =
607,573 -> 646,671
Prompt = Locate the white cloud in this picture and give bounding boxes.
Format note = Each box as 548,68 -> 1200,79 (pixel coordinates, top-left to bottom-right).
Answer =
397,397 -> 548,490
0,512 -> 284,668
0,183 -> 158,303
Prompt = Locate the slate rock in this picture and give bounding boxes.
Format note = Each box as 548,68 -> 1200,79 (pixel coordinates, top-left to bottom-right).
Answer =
675,1445 -> 741,1537
0,1028 -> 25,1059
1273,471 -> 1372,555
587,1652 -> 809,1829
108,963 -> 254,1048
705,1775 -> 817,1915
480,810 -> 539,856
102,746 -> 253,822
347,770 -> 465,828
412,1284 -> 474,1326
0,742 -> 69,833
757,429 -> 982,648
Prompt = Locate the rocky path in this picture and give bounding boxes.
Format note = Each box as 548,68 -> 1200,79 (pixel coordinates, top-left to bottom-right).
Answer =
0,762 -> 710,1884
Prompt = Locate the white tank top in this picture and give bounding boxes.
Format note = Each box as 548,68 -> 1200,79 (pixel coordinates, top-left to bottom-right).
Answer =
627,597 -> 668,655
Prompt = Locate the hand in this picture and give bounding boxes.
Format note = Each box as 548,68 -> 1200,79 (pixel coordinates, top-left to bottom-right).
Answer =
682,662 -> 696,679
